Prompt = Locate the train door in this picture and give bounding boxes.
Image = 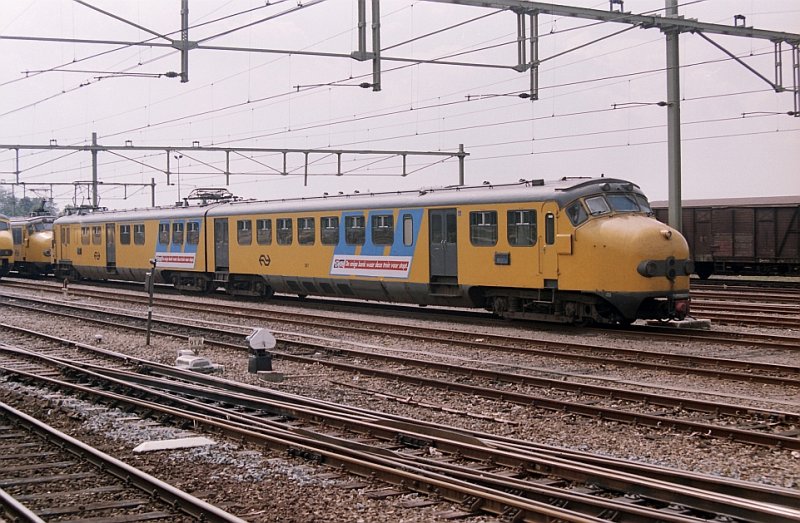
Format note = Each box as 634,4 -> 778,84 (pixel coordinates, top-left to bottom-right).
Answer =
214,218 -> 229,271
105,223 -> 116,269
429,209 -> 457,281
541,203 -> 558,285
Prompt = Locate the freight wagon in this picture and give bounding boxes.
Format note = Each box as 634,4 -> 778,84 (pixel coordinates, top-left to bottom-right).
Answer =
652,196 -> 800,279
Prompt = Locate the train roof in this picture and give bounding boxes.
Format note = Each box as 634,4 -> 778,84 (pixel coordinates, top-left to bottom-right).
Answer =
54,177 -> 644,223
10,215 -> 56,224
650,195 -> 800,208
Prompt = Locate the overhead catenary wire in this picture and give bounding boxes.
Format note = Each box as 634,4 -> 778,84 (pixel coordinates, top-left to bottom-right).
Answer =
1,1 -> 796,203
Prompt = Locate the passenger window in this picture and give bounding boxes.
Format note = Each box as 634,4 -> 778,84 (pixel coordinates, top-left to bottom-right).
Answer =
371,214 -> 394,245
545,213 -> 555,245
187,222 -> 200,245
345,215 -> 365,245
321,216 -> 339,245
237,220 -> 252,245
566,201 -> 588,226
403,215 -> 413,246
133,224 -> 146,245
585,196 -> 610,216
172,222 -> 185,245
256,219 -> 272,245
277,218 -> 293,245
158,223 -> 170,244
120,224 -> 131,245
92,226 -> 102,245
507,210 -> 536,246
470,211 -> 497,246
298,217 -> 315,245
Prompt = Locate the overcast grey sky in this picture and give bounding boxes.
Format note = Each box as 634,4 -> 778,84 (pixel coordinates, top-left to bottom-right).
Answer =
1,0 -> 798,211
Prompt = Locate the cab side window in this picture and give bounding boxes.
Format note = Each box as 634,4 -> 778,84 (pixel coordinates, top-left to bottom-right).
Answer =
566,201 -> 588,226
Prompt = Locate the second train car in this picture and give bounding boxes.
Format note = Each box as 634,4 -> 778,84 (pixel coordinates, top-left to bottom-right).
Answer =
10,214 -> 55,277
53,177 -> 693,324
0,213 -> 13,278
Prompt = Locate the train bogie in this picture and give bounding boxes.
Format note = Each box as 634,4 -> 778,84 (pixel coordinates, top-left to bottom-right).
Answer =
53,178 -> 692,325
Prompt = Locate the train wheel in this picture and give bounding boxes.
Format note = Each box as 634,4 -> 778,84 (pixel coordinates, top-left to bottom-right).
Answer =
490,296 -> 508,318
256,282 -> 274,300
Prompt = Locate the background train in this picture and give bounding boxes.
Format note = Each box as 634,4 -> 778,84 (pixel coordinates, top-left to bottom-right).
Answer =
10,214 -> 55,277
51,178 -> 692,325
0,214 -> 12,278
651,196 -> 800,279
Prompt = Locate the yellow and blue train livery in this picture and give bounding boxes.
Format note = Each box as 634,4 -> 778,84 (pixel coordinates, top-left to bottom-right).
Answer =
53,177 -> 692,324
0,213 -> 13,278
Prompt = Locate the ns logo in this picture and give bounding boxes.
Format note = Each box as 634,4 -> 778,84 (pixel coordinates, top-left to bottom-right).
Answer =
258,254 -> 271,267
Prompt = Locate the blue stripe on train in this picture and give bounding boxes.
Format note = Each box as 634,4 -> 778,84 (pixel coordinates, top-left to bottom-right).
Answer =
333,209 -> 423,256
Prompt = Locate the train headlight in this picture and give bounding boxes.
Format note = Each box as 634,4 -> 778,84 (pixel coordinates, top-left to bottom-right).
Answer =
43,249 -> 52,257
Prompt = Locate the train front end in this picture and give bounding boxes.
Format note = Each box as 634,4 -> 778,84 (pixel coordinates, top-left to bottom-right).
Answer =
0,214 -> 13,278
558,181 -> 692,323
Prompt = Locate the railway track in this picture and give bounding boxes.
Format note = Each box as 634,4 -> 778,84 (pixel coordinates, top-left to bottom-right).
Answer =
3,279 -> 799,351
3,288 -> 799,386
2,277 -> 798,329
2,292 -> 799,451
1,333 -> 798,523
0,398 -> 246,522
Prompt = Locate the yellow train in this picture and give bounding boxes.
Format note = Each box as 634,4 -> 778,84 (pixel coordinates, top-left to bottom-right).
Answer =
0,213 -> 13,278
53,178 -> 693,324
10,214 -> 55,277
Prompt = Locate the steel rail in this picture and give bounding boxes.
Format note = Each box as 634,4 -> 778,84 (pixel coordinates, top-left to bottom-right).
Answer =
4,279 -> 799,347
0,400 -> 248,523
3,290 -> 798,385
6,282 -> 800,340
0,349 -> 637,522
3,299 -> 799,448
3,345 -> 798,523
